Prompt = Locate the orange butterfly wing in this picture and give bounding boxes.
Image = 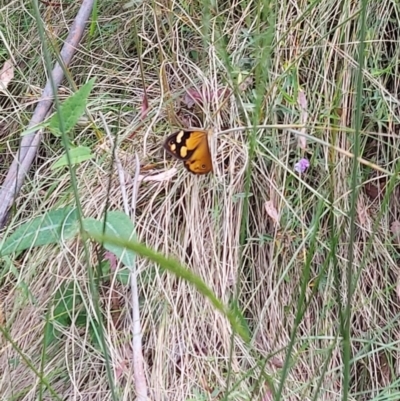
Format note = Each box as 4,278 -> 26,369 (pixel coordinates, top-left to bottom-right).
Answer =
163,130 -> 212,175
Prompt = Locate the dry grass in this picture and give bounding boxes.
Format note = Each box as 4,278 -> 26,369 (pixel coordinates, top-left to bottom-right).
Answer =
1,0 -> 400,400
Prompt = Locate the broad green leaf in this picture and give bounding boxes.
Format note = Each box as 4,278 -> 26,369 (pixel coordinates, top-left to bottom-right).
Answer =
51,146 -> 94,170
83,211 -> 136,267
48,78 -> 95,136
0,207 -> 79,256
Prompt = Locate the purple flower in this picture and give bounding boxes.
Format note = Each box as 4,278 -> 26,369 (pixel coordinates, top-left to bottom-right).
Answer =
294,158 -> 310,174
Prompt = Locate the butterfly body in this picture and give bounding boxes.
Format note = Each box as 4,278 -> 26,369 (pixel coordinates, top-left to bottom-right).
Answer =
163,130 -> 212,175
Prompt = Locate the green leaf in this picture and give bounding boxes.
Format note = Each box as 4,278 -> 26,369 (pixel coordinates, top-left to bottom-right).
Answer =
89,0 -> 98,36
83,211 -> 136,267
45,282 -> 84,347
100,259 -> 111,278
52,282 -> 80,326
99,255 -> 129,285
44,322 -> 58,347
75,309 -> 88,326
20,122 -> 49,137
116,266 -> 129,285
0,207 -> 79,256
51,146 -> 94,170
48,78 -> 95,136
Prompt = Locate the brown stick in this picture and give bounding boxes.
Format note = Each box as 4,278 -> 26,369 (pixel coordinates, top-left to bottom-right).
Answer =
0,0 -> 95,228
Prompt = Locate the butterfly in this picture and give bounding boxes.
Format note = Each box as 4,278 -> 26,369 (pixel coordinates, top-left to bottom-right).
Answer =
163,130 -> 213,175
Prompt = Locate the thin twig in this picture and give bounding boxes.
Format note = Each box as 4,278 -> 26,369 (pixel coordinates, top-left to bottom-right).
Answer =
102,114 -> 148,399
0,0 -> 95,228
130,153 -> 148,401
